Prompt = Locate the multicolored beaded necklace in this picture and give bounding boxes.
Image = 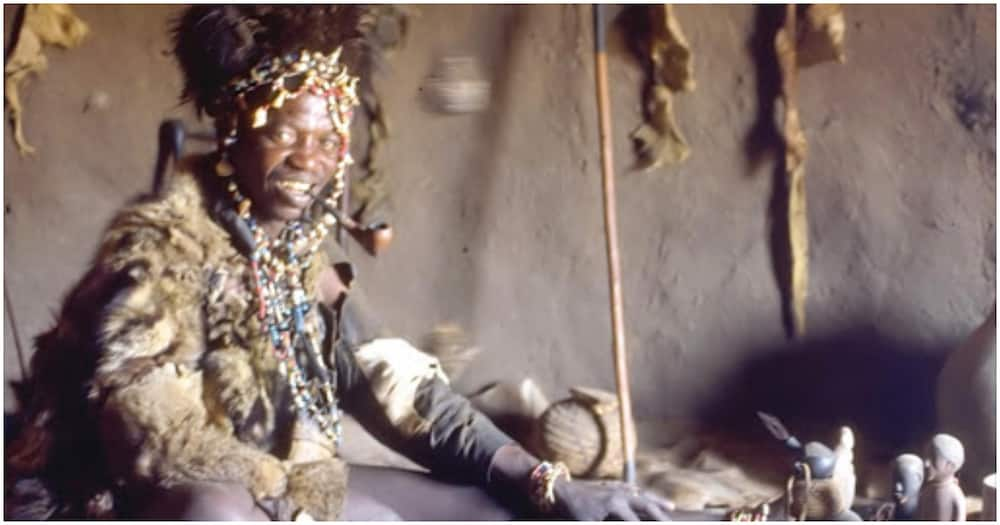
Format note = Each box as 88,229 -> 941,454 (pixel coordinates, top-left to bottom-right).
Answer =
220,47 -> 360,447
229,180 -> 344,446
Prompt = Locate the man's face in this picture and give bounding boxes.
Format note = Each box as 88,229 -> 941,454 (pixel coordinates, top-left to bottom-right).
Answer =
230,92 -> 344,230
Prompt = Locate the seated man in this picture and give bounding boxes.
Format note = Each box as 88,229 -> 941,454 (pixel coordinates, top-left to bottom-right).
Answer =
6,6 -> 672,521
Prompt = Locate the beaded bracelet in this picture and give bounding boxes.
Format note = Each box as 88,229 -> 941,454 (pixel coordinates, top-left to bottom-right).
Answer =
728,502 -> 770,522
529,461 -> 571,513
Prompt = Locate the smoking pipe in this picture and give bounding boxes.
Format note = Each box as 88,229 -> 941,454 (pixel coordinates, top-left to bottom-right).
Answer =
313,193 -> 393,256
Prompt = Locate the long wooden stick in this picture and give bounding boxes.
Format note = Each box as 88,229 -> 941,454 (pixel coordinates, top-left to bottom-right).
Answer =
4,284 -> 28,381
592,4 -> 637,485
339,170 -> 351,251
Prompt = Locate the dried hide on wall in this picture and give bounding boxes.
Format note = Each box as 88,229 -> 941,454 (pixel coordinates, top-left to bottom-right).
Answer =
776,4 -> 846,337
4,4 -> 89,155
351,6 -> 411,228
626,4 -> 696,172
796,4 -> 847,69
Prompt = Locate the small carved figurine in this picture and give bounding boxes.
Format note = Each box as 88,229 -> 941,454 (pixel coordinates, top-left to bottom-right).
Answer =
889,453 -> 924,520
757,412 -> 860,520
916,433 -> 966,521
831,426 -> 857,511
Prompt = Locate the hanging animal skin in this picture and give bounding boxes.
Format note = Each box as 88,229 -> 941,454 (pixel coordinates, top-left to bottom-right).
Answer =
351,6 -> 411,233
627,4 -> 695,172
774,4 -> 847,337
4,4 -> 89,155
797,5 -> 847,68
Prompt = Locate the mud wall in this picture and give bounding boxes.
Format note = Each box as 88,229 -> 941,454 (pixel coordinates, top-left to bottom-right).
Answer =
4,5 -> 995,447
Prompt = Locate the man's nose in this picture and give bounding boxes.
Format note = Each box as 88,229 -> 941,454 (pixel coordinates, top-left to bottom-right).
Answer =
287,138 -> 319,172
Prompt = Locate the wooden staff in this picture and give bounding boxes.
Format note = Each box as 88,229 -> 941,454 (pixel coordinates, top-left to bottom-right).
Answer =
339,171 -> 351,250
592,4 -> 637,485
5,285 -> 28,381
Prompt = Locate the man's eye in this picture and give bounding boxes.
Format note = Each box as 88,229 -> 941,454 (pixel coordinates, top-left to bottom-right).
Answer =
272,129 -> 295,145
320,136 -> 340,151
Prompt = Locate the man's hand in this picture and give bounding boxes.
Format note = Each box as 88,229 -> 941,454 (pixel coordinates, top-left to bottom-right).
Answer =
552,478 -> 674,521
488,444 -> 673,521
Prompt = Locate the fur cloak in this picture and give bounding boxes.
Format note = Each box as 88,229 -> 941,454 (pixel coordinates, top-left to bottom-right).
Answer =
7,161 -> 346,520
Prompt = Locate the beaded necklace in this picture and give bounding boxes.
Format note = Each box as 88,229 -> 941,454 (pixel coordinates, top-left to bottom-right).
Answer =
217,47 -> 359,447
229,180 -> 344,446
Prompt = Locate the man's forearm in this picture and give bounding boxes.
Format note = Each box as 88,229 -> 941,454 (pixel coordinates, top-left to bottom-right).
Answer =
486,443 -> 540,499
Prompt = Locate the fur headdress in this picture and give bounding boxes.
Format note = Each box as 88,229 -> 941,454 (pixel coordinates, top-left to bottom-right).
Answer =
172,5 -> 375,117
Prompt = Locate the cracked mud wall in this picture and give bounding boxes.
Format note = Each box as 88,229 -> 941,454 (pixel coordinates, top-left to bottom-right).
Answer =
4,5 -> 995,447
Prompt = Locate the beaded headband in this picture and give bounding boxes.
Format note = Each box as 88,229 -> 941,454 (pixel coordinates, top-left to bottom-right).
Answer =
218,47 -> 361,202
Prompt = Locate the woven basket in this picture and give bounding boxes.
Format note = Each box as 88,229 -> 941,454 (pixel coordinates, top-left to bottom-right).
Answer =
538,387 -> 624,479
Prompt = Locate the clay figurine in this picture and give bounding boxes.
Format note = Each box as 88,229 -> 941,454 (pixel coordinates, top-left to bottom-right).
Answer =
757,412 -> 860,520
916,433 -> 966,521
889,453 -> 924,520
831,426 -> 857,512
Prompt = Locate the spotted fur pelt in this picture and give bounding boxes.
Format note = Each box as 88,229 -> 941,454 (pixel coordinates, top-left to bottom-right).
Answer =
6,161 -> 346,520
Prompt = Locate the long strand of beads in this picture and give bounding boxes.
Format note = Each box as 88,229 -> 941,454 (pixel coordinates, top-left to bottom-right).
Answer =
229,182 -> 344,447
219,47 -> 357,448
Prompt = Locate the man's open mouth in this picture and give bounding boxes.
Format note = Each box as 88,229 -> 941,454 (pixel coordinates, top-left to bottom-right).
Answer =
276,180 -> 314,195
